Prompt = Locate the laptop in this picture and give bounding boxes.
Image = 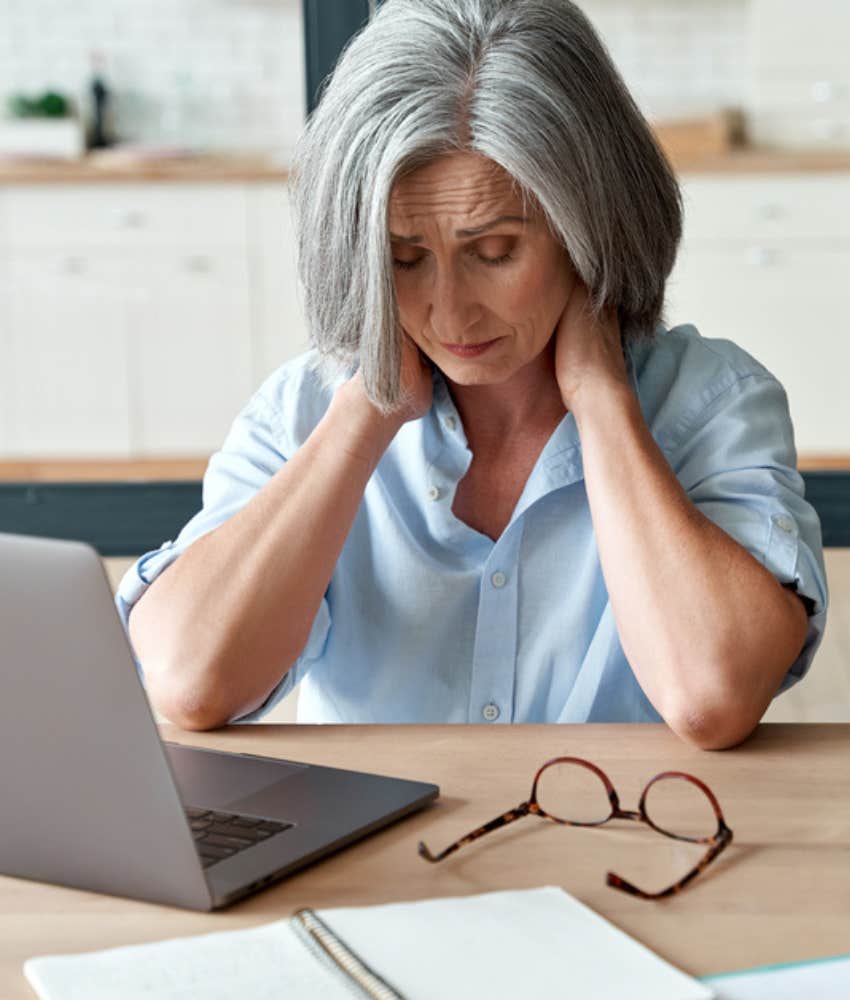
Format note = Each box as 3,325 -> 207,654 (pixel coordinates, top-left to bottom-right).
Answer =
0,532 -> 439,911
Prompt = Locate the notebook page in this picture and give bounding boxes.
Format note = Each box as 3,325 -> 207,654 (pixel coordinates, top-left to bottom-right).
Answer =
319,886 -> 714,1000
24,918 -> 357,1000
24,886 -> 714,1000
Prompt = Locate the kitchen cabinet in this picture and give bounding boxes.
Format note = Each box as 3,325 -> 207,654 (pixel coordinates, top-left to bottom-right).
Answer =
0,181 -> 308,460
0,251 -> 10,457
124,249 -> 255,454
665,173 -> 850,455
247,182 -> 310,383
3,251 -> 133,456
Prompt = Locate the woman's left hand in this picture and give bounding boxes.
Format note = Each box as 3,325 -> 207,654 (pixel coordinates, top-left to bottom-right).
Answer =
553,281 -> 631,413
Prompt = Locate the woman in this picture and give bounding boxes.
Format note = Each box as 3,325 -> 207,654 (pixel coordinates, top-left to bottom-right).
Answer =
118,0 -> 827,747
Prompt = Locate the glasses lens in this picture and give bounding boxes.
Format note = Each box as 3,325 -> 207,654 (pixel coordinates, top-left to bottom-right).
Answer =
644,776 -> 720,840
535,760 -> 612,824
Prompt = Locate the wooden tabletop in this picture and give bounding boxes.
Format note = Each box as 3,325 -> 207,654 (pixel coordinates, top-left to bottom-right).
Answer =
2,723 -> 850,997
0,452 -> 848,483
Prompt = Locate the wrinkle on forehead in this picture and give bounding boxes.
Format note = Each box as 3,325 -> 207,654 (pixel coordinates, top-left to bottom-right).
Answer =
389,152 -> 525,231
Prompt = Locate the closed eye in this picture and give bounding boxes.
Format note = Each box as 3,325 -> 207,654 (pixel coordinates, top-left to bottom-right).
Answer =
392,250 -> 514,271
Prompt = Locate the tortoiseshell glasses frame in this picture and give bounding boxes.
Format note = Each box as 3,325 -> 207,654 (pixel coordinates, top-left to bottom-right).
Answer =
418,756 -> 733,899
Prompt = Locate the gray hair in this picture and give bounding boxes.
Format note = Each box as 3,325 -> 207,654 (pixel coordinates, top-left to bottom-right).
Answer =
291,0 -> 683,412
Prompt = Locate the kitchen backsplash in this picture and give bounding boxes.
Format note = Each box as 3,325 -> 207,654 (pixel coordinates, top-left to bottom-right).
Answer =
0,0 -> 847,155
0,0 -> 306,158
581,0 -> 749,123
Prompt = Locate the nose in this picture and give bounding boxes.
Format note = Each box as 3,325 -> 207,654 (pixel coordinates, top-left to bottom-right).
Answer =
430,264 -> 480,341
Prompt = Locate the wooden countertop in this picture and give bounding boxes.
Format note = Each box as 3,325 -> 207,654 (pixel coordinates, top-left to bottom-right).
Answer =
0,152 -> 290,184
0,454 -> 847,482
671,147 -> 850,175
2,148 -> 850,185
0,458 -> 211,481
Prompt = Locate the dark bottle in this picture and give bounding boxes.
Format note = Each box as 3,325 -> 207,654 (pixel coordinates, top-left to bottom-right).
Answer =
88,50 -> 114,149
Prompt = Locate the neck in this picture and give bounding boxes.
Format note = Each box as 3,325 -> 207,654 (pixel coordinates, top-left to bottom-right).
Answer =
445,341 -> 566,451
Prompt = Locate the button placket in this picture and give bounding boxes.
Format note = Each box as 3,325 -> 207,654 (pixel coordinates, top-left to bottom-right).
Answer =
467,526 -> 522,723
422,398 -> 471,545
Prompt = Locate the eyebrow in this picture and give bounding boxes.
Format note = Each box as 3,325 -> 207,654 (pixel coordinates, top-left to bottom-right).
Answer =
389,214 -> 528,243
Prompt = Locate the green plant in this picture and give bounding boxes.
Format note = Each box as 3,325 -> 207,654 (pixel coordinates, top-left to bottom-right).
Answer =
7,90 -> 71,118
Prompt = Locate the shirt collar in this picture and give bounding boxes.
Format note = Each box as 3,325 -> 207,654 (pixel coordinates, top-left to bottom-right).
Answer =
424,329 -> 654,493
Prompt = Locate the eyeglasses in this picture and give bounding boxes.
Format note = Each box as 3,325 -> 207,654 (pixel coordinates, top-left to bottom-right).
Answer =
418,756 -> 733,899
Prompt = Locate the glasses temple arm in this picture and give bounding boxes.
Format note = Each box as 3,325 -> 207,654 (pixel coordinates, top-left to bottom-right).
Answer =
606,826 -> 733,900
418,802 -> 531,863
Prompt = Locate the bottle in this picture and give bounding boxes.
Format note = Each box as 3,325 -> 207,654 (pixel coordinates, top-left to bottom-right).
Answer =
88,50 -> 114,149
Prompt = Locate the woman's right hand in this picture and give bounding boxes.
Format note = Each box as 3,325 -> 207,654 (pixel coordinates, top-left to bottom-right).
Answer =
333,333 -> 434,467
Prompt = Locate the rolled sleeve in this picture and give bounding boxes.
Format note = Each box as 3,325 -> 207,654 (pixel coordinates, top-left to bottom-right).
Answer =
114,384 -> 331,715
671,373 -> 829,694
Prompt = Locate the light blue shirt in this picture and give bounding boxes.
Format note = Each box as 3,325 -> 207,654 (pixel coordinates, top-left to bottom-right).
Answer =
116,324 -> 828,725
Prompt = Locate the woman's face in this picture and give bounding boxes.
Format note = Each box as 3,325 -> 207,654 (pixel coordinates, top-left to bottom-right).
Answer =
388,151 -> 578,387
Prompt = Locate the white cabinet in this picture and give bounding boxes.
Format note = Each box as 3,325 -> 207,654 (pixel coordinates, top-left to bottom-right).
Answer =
125,249 -> 255,454
247,183 -> 310,383
0,180 -> 308,459
5,184 -> 249,251
666,173 -> 850,455
3,250 -> 133,456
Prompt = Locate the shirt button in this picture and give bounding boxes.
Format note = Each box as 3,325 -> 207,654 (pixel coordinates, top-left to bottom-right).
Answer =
483,703 -> 500,721
427,485 -> 441,501
444,415 -> 457,431
773,514 -> 794,533
491,571 -> 507,588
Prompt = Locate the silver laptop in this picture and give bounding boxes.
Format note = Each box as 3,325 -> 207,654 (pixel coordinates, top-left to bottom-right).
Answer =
0,532 -> 438,911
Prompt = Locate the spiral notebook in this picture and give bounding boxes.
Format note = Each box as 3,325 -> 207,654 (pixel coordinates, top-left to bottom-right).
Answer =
24,886 -> 713,999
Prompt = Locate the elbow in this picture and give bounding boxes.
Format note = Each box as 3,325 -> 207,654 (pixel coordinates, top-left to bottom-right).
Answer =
672,706 -> 759,751
143,648 -> 298,731
145,663 -> 234,732
163,699 -> 232,733
664,685 -> 762,751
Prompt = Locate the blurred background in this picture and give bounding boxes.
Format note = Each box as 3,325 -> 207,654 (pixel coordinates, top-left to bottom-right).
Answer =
0,0 -> 848,722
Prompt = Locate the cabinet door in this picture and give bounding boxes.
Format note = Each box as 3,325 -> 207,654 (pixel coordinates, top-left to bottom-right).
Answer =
666,243 -> 850,454
4,250 -> 132,457
680,175 -> 850,243
0,253 -> 10,456
247,183 -> 310,384
126,249 -> 255,455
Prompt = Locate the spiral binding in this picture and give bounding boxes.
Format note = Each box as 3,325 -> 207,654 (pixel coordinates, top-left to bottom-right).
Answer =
291,907 -> 407,1000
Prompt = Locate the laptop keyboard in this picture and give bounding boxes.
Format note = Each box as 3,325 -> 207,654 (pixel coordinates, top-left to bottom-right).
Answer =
186,807 -> 293,869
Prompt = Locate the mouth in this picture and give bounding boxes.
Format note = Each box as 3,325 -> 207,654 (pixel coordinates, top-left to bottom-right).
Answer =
441,338 -> 501,358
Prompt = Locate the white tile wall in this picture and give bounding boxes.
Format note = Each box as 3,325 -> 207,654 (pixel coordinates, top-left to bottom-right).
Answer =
748,0 -> 850,149
579,0 -> 750,122
0,0 -> 305,158
1,0 -> 849,159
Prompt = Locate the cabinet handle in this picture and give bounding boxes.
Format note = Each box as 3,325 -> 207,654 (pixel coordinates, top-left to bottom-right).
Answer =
117,209 -> 147,229
746,246 -> 781,267
185,255 -> 212,273
811,80 -> 847,102
756,203 -> 786,221
62,255 -> 87,275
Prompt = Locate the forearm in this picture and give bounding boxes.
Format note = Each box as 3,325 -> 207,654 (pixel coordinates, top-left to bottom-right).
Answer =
129,381 -> 401,729
573,380 -> 808,749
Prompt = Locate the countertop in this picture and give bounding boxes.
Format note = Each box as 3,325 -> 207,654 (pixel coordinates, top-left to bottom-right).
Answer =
0,152 -> 290,184
2,148 -> 850,185
0,453 -> 847,482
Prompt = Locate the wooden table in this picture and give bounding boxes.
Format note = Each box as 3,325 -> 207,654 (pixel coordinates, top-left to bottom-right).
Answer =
3,723 -> 850,997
